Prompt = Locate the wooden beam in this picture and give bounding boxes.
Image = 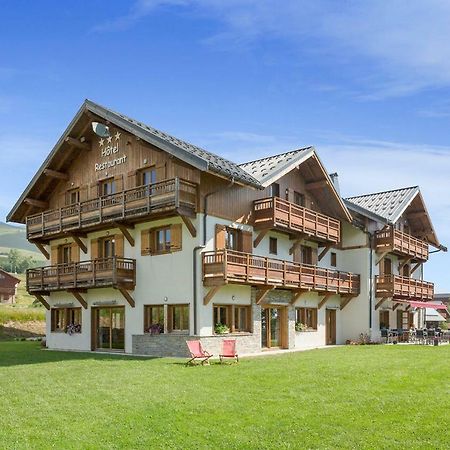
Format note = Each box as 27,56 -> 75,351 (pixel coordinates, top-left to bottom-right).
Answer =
119,288 -> 135,308
255,286 -> 275,305
411,262 -> 422,274
340,296 -> 354,310
253,229 -> 269,248
43,168 -> 69,180
405,305 -> 411,311
318,244 -> 333,262
305,179 -> 328,190
34,242 -> 49,260
114,222 -> 135,247
375,251 -> 389,265
180,215 -> 197,238
64,136 -> 91,151
24,198 -> 48,209
375,297 -> 388,310
34,294 -> 50,310
392,303 -> 400,311
70,234 -> 87,254
398,258 -> 411,272
68,290 -> 87,309
290,289 -> 306,305
318,293 -> 333,309
203,286 -> 221,305
289,236 -> 306,255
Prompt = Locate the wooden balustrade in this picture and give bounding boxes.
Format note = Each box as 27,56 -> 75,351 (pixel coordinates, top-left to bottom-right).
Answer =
26,178 -> 198,240
375,274 -> 434,300
375,226 -> 428,261
203,249 -> 360,295
26,257 -> 136,294
253,197 -> 340,243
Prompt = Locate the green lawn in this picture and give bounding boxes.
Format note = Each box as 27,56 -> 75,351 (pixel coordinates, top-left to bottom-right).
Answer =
0,342 -> 449,449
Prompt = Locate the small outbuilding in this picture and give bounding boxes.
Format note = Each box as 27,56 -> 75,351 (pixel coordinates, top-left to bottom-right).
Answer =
0,269 -> 20,304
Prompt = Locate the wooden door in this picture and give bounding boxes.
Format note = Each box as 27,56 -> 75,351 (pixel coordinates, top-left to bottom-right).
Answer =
326,309 -> 336,345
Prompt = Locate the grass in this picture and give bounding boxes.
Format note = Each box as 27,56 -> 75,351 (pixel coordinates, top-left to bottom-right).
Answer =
0,307 -> 45,324
0,343 -> 449,449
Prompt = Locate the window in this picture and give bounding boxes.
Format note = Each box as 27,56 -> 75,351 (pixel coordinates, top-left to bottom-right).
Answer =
294,191 -> 305,207
301,245 -> 313,265
270,183 -> 280,198
66,188 -> 80,206
213,304 -> 252,333
99,237 -> 116,258
296,307 -> 318,331
58,244 -> 72,264
402,264 -> 410,277
330,252 -> 337,267
269,237 -> 277,255
168,304 -> 189,332
140,168 -> 157,186
379,310 -> 390,329
51,308 -> 82,333
141,224 -> 182,256
225,228 -> 239,251
100,178 -> 116,196
144,305 -> 165,333
382,257 -> 392,275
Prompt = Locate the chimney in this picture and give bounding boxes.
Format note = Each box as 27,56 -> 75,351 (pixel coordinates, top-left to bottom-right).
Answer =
329,172 -> 340,194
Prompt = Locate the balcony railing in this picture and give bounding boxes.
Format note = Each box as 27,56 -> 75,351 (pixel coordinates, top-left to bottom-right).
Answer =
375,274 -> 434,301
375,226 -> 428,261
253,197 -> 340,243
26,257 -> 136,294
26,178 -> 197,240
203,249 -> 360,296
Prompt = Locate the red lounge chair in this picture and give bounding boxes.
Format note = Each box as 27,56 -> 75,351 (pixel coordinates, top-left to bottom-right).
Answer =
186,340 -> 212,365
219,339 -> 239,363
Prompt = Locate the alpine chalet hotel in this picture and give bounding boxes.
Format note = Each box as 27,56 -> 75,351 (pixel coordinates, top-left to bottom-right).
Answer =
7,100 -> 445,355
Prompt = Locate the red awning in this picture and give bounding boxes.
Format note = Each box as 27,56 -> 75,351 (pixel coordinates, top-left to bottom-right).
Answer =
396,300 -> 448,310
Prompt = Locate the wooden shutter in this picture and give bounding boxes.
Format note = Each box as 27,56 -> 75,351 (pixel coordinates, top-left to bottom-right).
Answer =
240,230 -> 253,254
287,188 -> 294,202
155,163 -> 166,182
170,224 -> 182,252
51,246 -> 58,265
90,182 -> 99,199
91,239 -> 99,259
115,234 -> 124,257
215,224 -> 226,250
127,170 -> 137,188
141,229 -> 150,256
311,247 -> 318,265
71,243 -> 80,263
79,185 -> 88,202
114,174 -> 123,192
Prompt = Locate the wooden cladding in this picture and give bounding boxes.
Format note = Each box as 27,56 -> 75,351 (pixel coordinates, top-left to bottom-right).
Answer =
375,274 -> 434,301
253,197 -> 341,244
203,249 -> 360,296
375,226 -> 429,261
26,257 -> 136,294
141,223 -> 182,255
26,178 -> 197,241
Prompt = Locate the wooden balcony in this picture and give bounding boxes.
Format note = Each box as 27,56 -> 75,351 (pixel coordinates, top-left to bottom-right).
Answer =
203,250 -> 360,296
253,197 -> 340,243
26,178 -> 197,241
375,226 -> 428,261
375,275 -> 434,301
26,257 -> 136,295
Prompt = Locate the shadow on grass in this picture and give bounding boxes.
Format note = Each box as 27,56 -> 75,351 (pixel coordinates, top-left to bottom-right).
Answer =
0,325 -> 44,340
0,341 -> 159,367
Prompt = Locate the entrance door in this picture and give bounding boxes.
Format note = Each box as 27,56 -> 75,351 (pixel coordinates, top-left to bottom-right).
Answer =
93,307 -> 125,351
261,307 -> 286,349
326,309 -> 336,345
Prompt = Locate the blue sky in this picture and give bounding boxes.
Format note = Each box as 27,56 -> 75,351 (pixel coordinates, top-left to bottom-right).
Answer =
1,0 -> 450,290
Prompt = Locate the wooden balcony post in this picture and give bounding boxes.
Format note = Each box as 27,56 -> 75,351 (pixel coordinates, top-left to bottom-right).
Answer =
175,177 -> 180,209
73,262 -> 77,288
223,249 -> 228,283
112,257 -> 118,286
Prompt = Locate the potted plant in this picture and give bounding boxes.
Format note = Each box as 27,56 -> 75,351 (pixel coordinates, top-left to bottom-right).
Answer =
66,323 -> 81,335
295,322 -> 308,332
148,323 -> 163,335
214,323 -> 230,334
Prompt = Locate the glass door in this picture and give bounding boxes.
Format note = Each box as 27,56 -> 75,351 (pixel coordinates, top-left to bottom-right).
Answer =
261,307 -> 284,349
95,307 -> 125,351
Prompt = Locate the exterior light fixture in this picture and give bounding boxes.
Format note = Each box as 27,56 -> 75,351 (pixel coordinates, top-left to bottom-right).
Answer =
164,296 -> 168,302
232,295 -> 236,301
92,122 -> 111,138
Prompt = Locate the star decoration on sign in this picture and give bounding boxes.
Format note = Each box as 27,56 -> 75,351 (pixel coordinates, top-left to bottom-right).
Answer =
115,131 -> 121,141
107,136 -> 112,143
99,138 -> 104,146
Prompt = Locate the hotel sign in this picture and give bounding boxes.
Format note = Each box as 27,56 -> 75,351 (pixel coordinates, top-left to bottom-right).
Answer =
95,130 -> 127,172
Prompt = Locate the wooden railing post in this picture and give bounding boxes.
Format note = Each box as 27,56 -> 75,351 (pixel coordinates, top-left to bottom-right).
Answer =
174,177 -> 180,209
223,249 -> 228,283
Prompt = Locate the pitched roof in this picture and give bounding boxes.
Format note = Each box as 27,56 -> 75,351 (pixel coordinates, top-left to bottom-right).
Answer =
0,268 -> 20,284
239,147 -> 314,186
345,186 -> 419,223
86,100 -> 261,188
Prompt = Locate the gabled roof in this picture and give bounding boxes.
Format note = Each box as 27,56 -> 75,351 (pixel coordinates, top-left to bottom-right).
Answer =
345,186 -> 441,248
240,147 -> 314,186
241,148 -> 353,222
0,268 -> 20,284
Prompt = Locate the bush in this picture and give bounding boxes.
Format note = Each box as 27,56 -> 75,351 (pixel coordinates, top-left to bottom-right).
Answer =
214,323 -> 230,334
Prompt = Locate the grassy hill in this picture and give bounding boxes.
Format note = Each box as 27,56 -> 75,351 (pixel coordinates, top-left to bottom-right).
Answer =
0,221 -> 44,261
